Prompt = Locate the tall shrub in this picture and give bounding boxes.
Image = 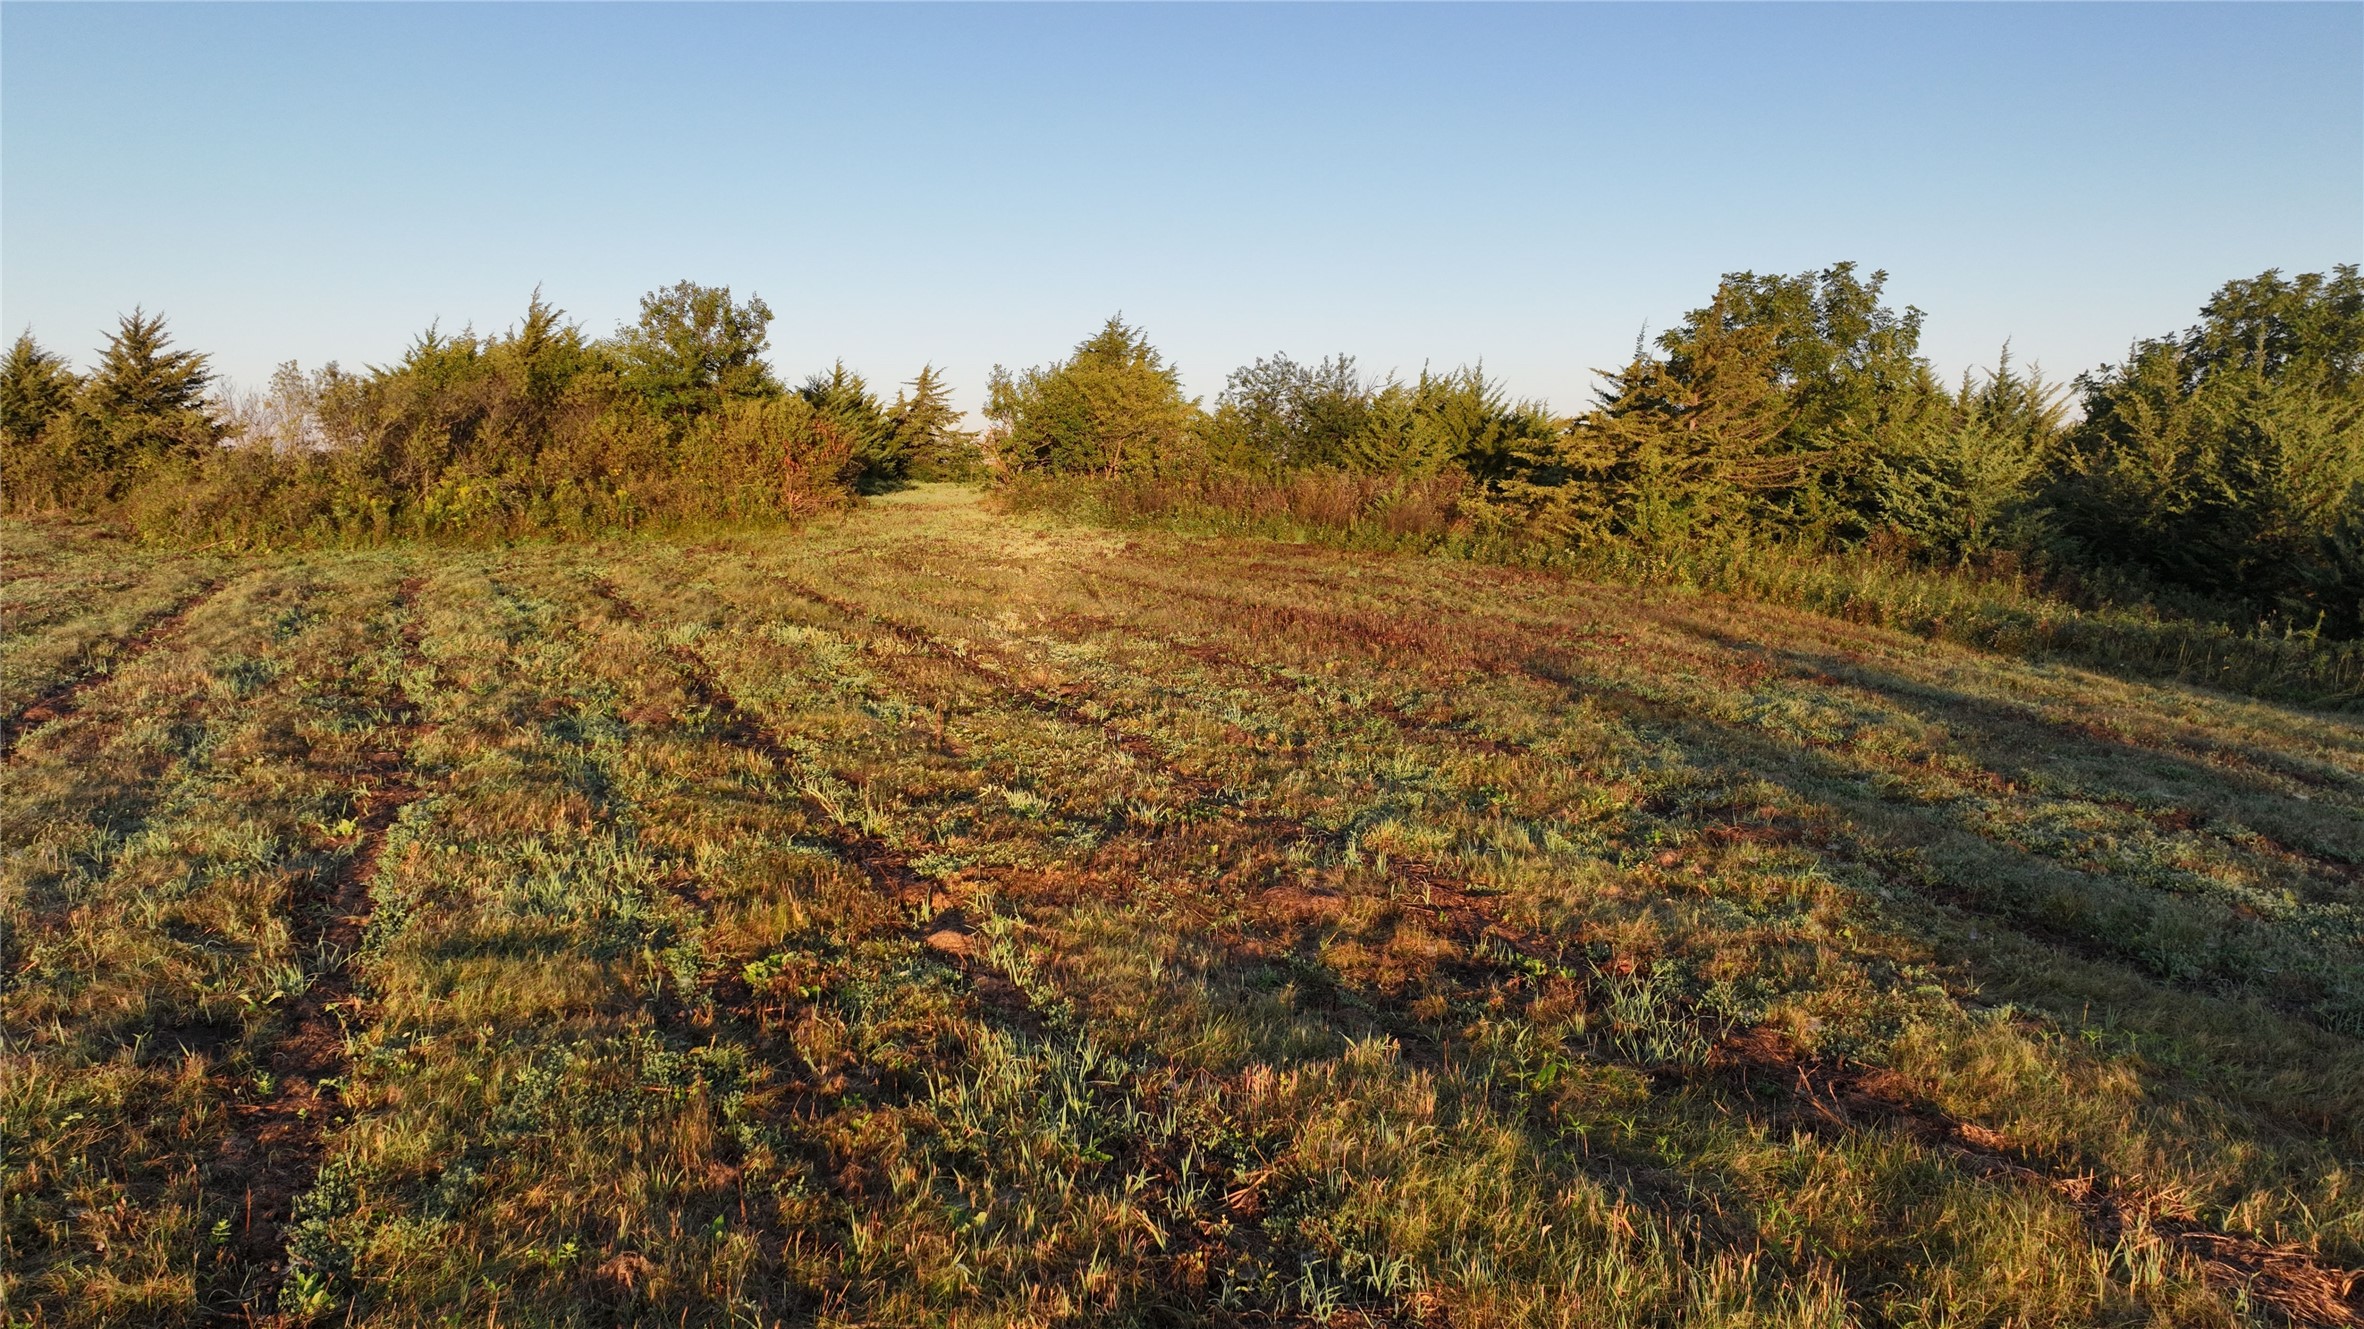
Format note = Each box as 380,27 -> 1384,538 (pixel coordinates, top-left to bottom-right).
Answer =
985,316 -> 1198,476
2054,266 -> 2364,632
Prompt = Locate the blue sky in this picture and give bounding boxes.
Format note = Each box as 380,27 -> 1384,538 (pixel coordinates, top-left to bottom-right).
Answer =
3,3 -> 2358,414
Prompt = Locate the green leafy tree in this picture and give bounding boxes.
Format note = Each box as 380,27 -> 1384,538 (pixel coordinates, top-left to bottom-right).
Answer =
1654,264 -> 1944,538
2184,266 -> 2363,386
612,281 -> 780,419
1205,354 -> 1380,471
1685,262 -> 1934,444
986,316 -> 1198,476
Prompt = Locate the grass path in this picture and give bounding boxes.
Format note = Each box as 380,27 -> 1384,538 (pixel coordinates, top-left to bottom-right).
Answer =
2,487 -> 2358,1327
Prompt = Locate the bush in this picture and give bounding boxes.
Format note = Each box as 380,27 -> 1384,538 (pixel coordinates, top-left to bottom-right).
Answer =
985,316 -> 1198,476
0,285 -> 921,546
2052,266 -> 2364,634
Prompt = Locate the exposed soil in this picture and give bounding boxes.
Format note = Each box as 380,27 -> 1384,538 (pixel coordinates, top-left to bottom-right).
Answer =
200,579 -> 429,1324
789,569 -> 2364,1329
1,578 -> 226,761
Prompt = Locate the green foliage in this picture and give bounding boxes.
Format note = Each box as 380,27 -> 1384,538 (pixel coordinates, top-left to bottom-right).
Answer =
1204,354 -> 1381,471
1,331 -> 79,446
1862,349 -> 2067,562
17,259 -> 2362,645
1504,265 -> 1948,550
797,361 -> 900,490
0,332 -> 82,506
81,308 -> 217,422
1697,261 -> 1936,448
1202,355 -> 1556,481
2,284 -> 959,546
1495,312 -> 1797,548
889,364 -> 981,482
611,280 -> 781,419
1016,263 -> 2363,645
986,315 -> 1198,475
1380,365 -> 1560,482
7,312 -> 227,507
2055,265 -> 2364,633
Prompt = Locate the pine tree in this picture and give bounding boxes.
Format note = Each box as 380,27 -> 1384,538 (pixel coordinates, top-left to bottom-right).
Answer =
798,361 -> 899,488
1,331 -> 78,445
494,287 -> 596,430
888,365 -> 979,481
60,310 -> 223,487
1514,302 -> 1795,548
84,309 -> 213,420
0,331 -> 81,509
2056,266 -> 2364,629
987,315 -> 1197,476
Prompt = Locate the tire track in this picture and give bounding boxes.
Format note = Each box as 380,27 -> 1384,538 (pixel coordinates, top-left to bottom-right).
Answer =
586,575 -> 1447,1323
200,577 -> 432,1323
2,575 -> 228,761
771,570 -> 2364,1326
586,578 -> 929,911
1047,571 -> 2363,1035
1718,1029 -> 2363,1327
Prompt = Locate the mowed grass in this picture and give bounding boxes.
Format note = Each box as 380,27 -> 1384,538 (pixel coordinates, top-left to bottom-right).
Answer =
2,486 -> 2359,1328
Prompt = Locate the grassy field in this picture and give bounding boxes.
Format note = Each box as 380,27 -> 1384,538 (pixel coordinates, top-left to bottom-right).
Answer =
4,485 -> 2360,1328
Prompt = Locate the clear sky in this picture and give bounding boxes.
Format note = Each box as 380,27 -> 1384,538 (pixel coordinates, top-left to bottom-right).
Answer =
3,2 -> 2358,415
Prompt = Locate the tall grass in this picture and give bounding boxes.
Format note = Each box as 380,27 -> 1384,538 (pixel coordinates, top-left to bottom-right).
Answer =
1003,468 -> 2364,707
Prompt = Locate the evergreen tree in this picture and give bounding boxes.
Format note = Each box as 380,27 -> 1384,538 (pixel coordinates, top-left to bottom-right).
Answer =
1,332 -> 78,448
888,365 -> 979,481
987,316 -> 1197,476
2055,266 -> 2364,630
798,361 -> 898,489
1515,310 -> 1794,547
1399,365 -> 1560,484
0,332 -> 81,508
479,288 -> 601,448
83,308 -> 214,420
1866,347 -> 2066,561
1645,264 -> 1944,539
55,310 -> 223,490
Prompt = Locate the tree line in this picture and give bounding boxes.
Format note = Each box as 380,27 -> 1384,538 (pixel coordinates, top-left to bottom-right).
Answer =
987,264 -> 2363,638
5,264 -> 2359,637
0,282 -> 979,544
